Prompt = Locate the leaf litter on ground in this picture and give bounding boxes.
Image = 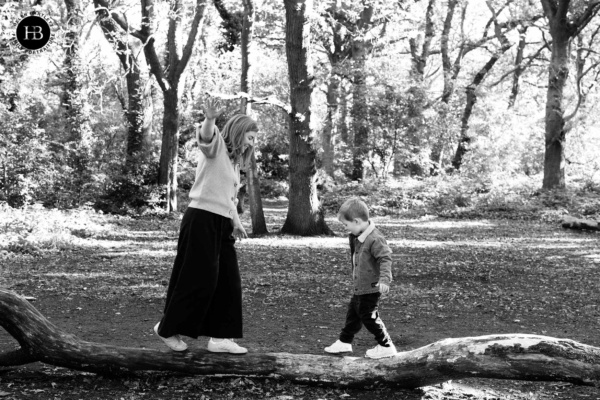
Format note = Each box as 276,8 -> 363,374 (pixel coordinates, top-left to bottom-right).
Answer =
1,198 -> 600,399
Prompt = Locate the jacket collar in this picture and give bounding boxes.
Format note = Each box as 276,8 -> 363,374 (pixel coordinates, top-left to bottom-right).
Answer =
357,221 -> 375,243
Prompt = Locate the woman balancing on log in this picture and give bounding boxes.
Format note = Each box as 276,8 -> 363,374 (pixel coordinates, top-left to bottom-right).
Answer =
154,98 -> 258,353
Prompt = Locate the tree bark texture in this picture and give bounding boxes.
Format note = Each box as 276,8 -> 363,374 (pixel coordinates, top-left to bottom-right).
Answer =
322,75 -> 339,178
339,84 -> 349,144
508,25 -> 528,109
246,152 -> 268,235
159,88 -> 180,212
63,0 -> 93,203
350,5 -> 373,182
540,0 -> 600,189
2,289 -> 600,388
542,4 -> 570,190
281,0 -> 331,236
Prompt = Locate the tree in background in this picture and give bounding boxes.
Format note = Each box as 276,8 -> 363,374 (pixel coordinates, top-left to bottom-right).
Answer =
316,0 -> 351,179
451,1 -> 517,171
240,0 -> 269,235
539,0 -> 600,189
62,0 -> 94,205
208,0 -> 268,234
2,0 -> 600,213
93,0 -> 152,175
349,2 -> 374,181
282,0 -> 331,235
90,0 -> 208,212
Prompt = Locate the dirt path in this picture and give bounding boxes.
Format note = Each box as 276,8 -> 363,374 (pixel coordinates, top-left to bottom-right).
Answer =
1,200 -> 600,399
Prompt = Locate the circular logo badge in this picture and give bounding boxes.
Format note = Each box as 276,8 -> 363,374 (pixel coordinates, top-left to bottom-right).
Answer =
12,11 -> 54,53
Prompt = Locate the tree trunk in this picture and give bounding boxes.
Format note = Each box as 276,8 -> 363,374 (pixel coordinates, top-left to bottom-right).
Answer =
281,0 -> 331,236
141,0 -> 207,212
246,153 -> 267,235
429,0 -> 459,174
451,3 -> 512,171
396,0 -> 435,178
320,1 -> 349,180
539,0 -> 600,189
542,21 -> 570,189
440,0 -> 459,105
508,25 -> 528,109
2,289 -> 600,388
350,5 -> 373,182
451,48 -> 511,171
351,47 -> 368,182
159,88 -> 180,212
63,0 -> 93,205
322,73 -> 339,179
239,0 -> 268,235
339,83 -> 349,145
93,0 -> 148,174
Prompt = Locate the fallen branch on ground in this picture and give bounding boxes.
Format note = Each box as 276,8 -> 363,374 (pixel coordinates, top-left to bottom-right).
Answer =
562,216 -> 600,231
1,288 -> 600,388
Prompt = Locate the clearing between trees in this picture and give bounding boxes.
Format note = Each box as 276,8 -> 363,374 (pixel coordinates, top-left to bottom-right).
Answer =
1,200 -> 600,399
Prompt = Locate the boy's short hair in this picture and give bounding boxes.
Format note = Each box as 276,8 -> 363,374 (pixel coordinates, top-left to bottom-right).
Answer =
338,197 -> 369,222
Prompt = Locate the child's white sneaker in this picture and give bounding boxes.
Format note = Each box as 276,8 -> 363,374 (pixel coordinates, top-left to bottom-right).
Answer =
207,338 -> 248,354
365,343 -> 397,359
154,322 -> 188,352
324,340 -> 353,354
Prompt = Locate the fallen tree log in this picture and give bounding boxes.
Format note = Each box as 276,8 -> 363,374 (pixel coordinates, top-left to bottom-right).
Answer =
562,216 -> 600,231
2,288 -> 600,388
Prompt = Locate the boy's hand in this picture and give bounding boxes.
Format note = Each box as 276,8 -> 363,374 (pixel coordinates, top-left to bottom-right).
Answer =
378,282 -> 390,294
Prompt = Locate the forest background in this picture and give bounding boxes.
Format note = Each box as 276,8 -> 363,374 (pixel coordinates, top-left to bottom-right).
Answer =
2,1 -> 600,399
1,0 -> 599,230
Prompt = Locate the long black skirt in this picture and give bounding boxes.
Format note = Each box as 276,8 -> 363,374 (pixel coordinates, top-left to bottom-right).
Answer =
157,207 -> 243,339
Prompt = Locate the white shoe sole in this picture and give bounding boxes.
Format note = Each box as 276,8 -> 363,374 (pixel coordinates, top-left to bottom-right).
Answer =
324,348 -> 353,354
207,342 -> 247,354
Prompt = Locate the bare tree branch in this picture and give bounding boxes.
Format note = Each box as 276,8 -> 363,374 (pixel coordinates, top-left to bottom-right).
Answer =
206,91 -> 292,114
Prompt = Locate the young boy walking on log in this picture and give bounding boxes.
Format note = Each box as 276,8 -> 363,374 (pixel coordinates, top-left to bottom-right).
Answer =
325,197 -> 397,359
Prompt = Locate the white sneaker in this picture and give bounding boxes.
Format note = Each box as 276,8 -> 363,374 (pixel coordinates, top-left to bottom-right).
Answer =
154,322 -> 188,351
365,343 -> 397,359
324,340 -> 353,354
207,338 -> 248,354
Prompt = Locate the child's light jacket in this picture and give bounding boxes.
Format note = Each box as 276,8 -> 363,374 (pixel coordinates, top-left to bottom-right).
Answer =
348,222 -> 393,295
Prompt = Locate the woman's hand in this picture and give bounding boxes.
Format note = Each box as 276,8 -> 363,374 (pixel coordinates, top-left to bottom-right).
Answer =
231,212 -> 248,240
201,98 -> 226,121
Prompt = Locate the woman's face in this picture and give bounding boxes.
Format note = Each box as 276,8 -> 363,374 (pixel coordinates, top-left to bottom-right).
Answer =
242,131 -> 257,151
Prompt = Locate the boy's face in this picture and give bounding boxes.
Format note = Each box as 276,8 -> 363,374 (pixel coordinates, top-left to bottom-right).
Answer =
339,217 -> 368,236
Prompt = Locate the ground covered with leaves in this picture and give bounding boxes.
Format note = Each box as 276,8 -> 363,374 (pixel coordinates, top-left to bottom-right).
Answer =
1,195 -> 600,399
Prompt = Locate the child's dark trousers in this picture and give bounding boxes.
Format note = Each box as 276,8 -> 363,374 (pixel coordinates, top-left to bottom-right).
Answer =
339,293 -> 392,346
